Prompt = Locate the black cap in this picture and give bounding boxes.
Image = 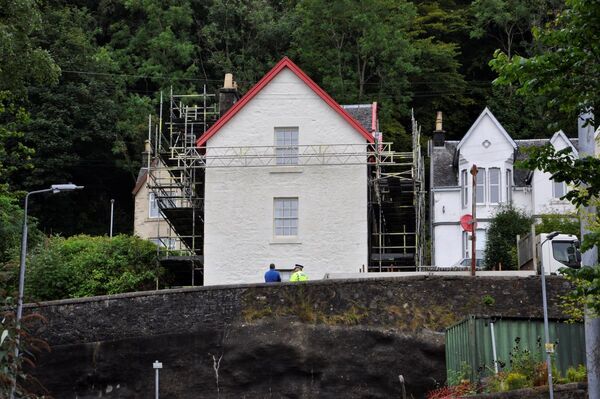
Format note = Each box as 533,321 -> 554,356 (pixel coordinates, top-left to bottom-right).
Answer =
295,264 -> 304,269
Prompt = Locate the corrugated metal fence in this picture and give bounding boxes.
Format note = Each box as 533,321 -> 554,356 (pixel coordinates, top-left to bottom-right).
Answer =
446,316 -> 586,382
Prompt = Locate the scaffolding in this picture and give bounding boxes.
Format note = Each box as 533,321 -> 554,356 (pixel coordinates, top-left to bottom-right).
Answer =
145,88 -> 426,285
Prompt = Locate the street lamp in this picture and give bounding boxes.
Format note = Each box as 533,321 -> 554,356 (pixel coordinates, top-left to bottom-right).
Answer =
540,230 -> 559,399
11,183 -> 83,399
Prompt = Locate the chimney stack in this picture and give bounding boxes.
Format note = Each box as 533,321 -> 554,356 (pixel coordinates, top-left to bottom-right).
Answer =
219,73 -> 240,116
433,111 -> 445,147
142,139 -> 152,166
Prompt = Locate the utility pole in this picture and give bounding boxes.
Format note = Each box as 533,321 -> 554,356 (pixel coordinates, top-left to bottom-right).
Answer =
470,165 -> 478,276
578,111 -> 599,399
109,199 -> 115,237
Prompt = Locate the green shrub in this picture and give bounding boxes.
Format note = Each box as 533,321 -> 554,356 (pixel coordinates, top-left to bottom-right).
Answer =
505,372 -> 528,390
566,364 -> 587,383
484,205 -> 533,270
24,234 -> 162,301
482,295 -> 495,306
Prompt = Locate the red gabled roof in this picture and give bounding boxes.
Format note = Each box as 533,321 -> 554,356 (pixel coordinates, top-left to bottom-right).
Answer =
196,57 -> 374,146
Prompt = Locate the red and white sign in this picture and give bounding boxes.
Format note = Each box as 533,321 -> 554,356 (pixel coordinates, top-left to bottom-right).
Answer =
460,214 -> 475,232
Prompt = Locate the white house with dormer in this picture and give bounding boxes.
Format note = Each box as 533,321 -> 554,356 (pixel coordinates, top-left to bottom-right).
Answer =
429,108 -> 578,267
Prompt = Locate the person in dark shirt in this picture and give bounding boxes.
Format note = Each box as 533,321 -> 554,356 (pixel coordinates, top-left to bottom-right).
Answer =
264,263 -> 281,283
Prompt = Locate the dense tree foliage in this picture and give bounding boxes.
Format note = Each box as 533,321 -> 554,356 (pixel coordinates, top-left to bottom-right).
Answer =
491,0 -> 598,124
0,0 -> 586,237
484,206 -> 533,270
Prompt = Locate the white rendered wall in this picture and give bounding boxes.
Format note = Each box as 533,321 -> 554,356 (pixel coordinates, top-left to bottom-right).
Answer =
457,114 -> 515,221
433,224 -> 463,266
204,68 -> 368,285
530,135 -> 576,215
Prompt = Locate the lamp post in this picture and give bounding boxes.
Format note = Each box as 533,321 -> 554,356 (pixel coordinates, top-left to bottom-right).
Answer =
109,199 -> 115,237
11,183 -> 83,399
540,231 -> 559,399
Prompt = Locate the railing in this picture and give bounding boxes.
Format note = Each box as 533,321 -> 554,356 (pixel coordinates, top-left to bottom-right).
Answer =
166,143 -> 414,168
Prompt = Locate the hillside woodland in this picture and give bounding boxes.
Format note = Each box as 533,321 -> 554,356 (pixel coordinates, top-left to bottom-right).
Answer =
0,0 -> 577,237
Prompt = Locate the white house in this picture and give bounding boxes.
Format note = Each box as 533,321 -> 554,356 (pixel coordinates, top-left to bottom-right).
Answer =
196,57 -> 374,285
429,107 -> 578,267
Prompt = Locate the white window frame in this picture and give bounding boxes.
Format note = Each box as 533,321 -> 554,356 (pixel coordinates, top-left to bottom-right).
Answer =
461,169 -> 468,208
275,127 -> 299,165
476,168 -> 486,204
150,238 -> 176,250
274,197 -> 298,237
149,192 -> 161,218
488,168 -> 501,204
553,180 -> 566,199
506,169 -> 512,203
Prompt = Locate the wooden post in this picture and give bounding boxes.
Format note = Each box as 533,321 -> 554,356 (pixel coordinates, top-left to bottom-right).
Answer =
470,165 -> 478,277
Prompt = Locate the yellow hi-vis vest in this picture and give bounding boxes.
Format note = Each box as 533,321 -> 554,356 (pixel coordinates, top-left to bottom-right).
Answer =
290,271 -> 308,282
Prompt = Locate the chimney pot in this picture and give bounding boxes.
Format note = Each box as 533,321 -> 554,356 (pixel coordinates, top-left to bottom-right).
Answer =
223,73 -> 234,89
219,73 -> 241,116
435,111 -> 443,132
433,111 -> 445,147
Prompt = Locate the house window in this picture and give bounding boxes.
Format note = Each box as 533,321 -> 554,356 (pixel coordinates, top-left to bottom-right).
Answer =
476,168 -> 486,204
461,170 -> 468,207
506,169 -> 512,203
150,238 -> 176,250
489,168 -> 501,204
275,127 -> 299,165
149,192 -> 160,218
274,198 -> 298,236
553,180 -> 566,199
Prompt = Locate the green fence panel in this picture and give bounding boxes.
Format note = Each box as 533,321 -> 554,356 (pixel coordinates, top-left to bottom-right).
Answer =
445,316 -> 586,382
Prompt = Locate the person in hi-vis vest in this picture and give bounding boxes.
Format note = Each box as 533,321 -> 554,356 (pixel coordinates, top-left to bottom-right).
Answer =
289,264 -> 308,282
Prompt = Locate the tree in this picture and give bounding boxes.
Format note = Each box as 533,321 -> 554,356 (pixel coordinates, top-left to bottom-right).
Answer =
292,0 -> 469,148
484,205 -> 533,270
470,0 -> 562,58
200,0 -> 297,86
535,212 -> 580,237
0,0 -> 59,94
490,0 -> 599,123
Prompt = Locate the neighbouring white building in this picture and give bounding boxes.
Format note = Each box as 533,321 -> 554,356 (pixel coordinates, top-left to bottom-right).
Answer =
430,107 -> 578,267
197,57 -> 374,285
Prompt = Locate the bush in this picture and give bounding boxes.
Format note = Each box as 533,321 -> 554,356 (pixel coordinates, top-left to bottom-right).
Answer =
484,205 -> 533,270
566,364 -> 587,383
23,234 -> 162,301
505,372 -> 528,390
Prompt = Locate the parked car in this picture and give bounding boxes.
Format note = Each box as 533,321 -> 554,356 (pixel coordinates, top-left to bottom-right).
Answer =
452,257 -> 485,269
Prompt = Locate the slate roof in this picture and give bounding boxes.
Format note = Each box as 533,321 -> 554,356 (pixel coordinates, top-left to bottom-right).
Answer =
431,141 -> 459,187
342,104 -> 373,132
430,138 -> 579,188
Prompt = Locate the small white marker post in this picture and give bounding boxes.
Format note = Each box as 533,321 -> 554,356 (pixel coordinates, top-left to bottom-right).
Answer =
153,360 -> 162,399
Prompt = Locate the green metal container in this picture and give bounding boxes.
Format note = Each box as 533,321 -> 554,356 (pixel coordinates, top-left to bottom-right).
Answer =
445,316 -> 586,382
